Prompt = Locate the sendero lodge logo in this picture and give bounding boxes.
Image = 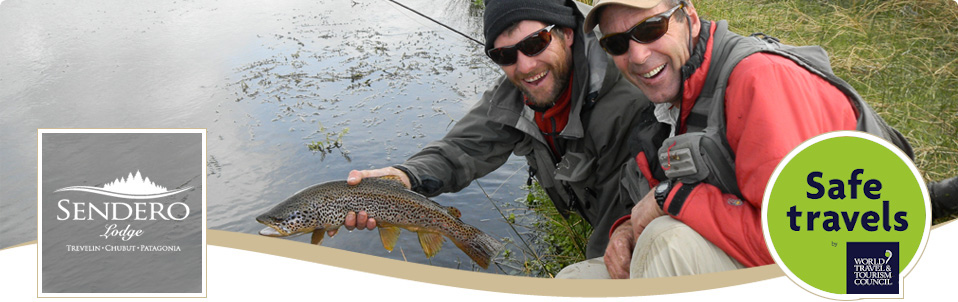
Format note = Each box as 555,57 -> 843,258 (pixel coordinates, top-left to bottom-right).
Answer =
38,129 -> 206,298
54,170 -> 194,242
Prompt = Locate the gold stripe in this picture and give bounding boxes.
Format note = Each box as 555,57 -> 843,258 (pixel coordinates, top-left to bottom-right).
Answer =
10,220 -> 951,297
208,229 -> 783,297
0,240 -> 38,251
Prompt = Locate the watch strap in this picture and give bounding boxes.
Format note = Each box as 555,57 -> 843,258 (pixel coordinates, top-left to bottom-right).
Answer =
655,179 -> 671,209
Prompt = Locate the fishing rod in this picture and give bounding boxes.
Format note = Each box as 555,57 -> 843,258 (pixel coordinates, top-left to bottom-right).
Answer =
385,0 -> 485,46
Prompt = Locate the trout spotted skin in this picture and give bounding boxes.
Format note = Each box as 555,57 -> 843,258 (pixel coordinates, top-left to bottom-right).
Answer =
256,176 -> 502,269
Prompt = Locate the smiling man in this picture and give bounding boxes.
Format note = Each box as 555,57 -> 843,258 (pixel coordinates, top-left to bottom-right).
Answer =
339,0 -> 652,263
569,0 -> 916,279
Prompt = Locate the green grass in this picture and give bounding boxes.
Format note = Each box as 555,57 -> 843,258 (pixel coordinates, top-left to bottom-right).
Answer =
514,183 -> 593,277
515,0 -> 958,277
496,182 -> 592,278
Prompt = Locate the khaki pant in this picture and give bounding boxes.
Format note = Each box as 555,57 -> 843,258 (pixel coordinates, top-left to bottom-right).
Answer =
555,216 -> 744,279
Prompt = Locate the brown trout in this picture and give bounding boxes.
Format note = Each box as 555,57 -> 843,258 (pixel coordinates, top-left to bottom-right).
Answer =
256,176 -> 503,269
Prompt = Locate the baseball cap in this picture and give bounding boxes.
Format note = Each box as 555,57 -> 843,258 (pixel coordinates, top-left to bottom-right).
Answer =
582,0 -> 665,32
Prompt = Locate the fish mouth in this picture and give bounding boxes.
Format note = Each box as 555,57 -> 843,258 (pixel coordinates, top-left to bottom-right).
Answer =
258,226 -> 286,237
256,216 -> 289,237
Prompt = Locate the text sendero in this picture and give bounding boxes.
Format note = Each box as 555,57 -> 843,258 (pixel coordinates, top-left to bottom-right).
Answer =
56,199 -> 190,221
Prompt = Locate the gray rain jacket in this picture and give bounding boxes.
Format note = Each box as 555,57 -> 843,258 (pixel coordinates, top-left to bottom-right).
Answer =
397,3 -> 650,258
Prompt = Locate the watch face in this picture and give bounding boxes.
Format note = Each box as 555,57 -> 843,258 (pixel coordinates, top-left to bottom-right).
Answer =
656,181 -> 669,194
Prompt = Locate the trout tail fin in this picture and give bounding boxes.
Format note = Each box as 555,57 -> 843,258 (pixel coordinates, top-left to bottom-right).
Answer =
451,225 -> 504,269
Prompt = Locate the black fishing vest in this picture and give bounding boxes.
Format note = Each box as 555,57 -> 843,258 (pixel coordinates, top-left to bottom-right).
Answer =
656,20 -> 914,197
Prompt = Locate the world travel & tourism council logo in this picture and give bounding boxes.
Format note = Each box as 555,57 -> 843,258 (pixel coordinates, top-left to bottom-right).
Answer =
762,131 -> 930,299
846,242 -> 898,294
38,129 -> 206,298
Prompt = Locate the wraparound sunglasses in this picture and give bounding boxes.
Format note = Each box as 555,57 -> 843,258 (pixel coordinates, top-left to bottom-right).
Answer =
599,2 -> 686,56
486,24 -> 556,66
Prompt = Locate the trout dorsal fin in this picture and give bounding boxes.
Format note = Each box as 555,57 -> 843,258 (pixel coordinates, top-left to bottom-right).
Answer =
417,232 -> 445,258
376,175 -> 404,184
446,206 -> 461,218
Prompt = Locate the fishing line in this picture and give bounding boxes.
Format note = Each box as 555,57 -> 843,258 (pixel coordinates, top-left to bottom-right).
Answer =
385,0 -> 484,46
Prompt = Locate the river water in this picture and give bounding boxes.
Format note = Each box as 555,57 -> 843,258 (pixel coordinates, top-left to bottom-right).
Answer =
1,0 -> 542,274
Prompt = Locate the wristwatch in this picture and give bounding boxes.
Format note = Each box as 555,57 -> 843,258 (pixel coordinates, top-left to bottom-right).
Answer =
654,179 -> 673,210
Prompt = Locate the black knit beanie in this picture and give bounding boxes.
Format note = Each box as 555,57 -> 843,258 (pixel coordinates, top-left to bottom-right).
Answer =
483,0 -> 578,52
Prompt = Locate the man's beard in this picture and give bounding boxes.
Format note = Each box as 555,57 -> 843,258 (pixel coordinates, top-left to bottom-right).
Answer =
513,38 -> 573,109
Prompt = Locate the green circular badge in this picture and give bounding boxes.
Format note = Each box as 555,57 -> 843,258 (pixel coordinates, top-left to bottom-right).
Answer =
763,131 -> 930,299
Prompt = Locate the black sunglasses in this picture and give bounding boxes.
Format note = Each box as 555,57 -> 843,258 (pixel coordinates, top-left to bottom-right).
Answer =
487,24 -> 556,66
599,2 -> 685,56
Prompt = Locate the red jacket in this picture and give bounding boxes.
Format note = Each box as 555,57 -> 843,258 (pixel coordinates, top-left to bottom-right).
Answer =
633,22 -> 859,267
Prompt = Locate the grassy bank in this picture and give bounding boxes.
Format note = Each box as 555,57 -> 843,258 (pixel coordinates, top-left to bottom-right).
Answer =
513,0 -> 957,277
511,183 -> 592,277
